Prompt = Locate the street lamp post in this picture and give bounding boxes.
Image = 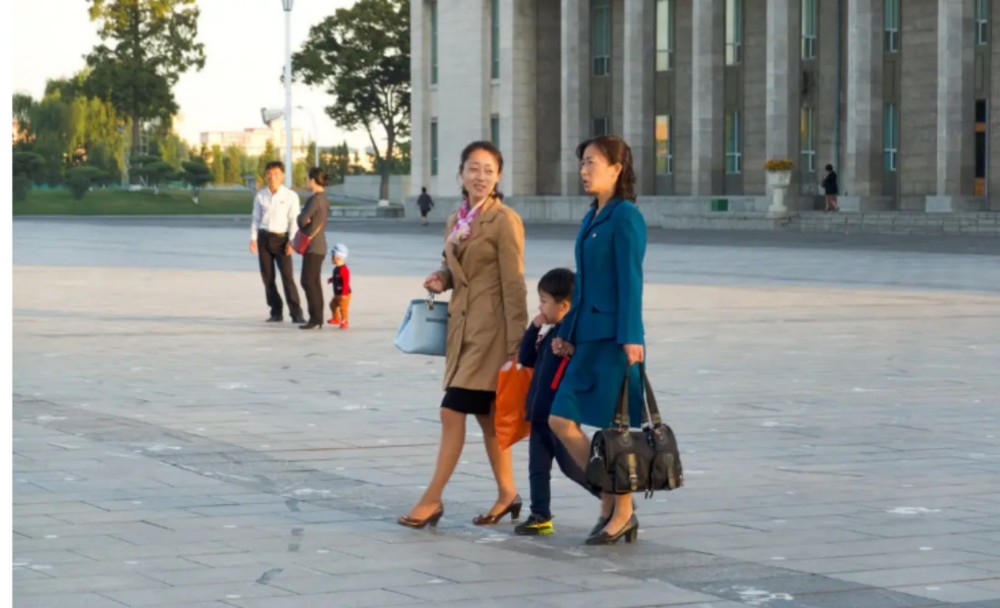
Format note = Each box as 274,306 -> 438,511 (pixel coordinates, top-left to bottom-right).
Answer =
296,105 -> 319,168
282,0 -> 294,188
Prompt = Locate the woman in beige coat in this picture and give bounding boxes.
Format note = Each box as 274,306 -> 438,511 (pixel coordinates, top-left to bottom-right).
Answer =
398,141 -> 529,528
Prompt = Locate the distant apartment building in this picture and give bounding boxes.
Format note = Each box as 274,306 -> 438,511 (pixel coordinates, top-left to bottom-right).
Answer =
200,119 -> 308,161
411,0 -> 1000,212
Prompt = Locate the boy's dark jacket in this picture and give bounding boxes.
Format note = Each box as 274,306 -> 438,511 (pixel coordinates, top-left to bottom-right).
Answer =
518,322 -> 568,423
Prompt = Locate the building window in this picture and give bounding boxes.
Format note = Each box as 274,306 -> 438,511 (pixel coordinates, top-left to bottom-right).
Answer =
883,103 -> 898,172
801,0 -> 817,59
655,0 -> 674,71
725,0 -> 743,66
491,0 -> 500,79
430,119 -> 438,176
593,117 -> 609,136
592,0 -> 611,76
884,0 -> 899,53
430,1 -> 438,85
725,110 -> 741,174
800,106 -> 815,173
655,115 -> 673,175
977,0 -> 989,46
490,115 -> 500,147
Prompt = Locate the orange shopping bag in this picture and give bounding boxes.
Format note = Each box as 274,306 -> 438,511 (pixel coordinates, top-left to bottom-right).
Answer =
495,361 -> 532,451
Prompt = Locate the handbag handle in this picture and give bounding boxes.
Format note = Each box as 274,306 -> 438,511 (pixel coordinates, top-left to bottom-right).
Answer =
613,363 -> 663,428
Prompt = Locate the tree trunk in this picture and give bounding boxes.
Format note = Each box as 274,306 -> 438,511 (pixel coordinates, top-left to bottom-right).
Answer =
380,135 -> 395,202
130,116 -> 141,186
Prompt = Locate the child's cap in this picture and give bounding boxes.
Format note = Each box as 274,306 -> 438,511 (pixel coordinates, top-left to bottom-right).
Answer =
332,243 -> 349,260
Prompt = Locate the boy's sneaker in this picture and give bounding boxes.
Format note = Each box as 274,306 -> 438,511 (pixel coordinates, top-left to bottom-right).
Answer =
514,513 -> 554,536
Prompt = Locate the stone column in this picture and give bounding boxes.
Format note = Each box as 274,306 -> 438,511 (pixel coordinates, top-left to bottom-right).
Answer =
928,0 -> 979,211
498,0 -> 537,196
622,0 -> 655,194
409,0 -> 428,198
765,0 -> 799,214
560,0 -> 590,195
690,0 -> 724,195
843,0 -> 883,209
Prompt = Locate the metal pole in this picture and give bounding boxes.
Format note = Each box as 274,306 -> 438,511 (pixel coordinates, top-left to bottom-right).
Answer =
283,6 -> 293,188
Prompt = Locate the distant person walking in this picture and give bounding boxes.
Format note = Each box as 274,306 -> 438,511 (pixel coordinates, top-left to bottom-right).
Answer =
250,161 -> 305,324
416,187 -> 435,226
295,167 -> 330,330
821,164 -> 840,212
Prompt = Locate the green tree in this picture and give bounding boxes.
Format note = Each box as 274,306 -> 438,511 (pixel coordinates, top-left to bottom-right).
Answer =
29,94 -> 75,186
84,0 -> 206,150
13,152 -> 45,201
131,154 -> 176,194
210,144 -> 225,184
13,93 -> 34,144
293,160 -> 307,188
181,158 -> 212,203
293,0 -> 409,202
223,146 -> 244,184
66,166 -> 106,200
256,139 -> 279,182
158,131 -> 190,168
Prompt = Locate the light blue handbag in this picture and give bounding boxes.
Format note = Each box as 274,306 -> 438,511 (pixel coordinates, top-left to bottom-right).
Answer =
394,294 -> 449,356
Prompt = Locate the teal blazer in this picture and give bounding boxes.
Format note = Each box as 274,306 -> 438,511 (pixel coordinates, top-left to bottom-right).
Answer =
558,198 -> 646,346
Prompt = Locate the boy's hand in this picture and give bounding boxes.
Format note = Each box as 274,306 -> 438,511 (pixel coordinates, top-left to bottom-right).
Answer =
326,277 -> 333,284
532,314 -> 546,328
552,338 -> 575,357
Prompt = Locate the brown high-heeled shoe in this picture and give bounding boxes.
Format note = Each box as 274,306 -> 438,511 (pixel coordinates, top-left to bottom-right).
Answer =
473,495 -> 522,525
397,506 -> 444,529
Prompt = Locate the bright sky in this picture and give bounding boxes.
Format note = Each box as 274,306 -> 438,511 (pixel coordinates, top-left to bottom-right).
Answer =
11,0 -> 374,150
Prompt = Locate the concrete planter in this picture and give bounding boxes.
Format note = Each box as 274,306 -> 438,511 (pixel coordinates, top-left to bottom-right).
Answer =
766,170 -> 792,217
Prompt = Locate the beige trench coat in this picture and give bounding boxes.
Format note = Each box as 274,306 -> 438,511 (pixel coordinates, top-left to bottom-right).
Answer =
434,197 -> 528,392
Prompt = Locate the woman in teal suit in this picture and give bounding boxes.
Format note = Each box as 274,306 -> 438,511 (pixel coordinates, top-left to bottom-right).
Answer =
549,135 -> 646,545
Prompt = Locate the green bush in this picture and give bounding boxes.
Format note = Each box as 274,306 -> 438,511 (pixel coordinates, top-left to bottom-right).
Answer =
66,166 -> 105,200
13,175 -> 31,202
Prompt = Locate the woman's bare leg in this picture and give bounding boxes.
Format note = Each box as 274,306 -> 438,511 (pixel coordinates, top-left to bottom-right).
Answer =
475,411 -> 518,513
549,414 -> 613,517
602,493 -> 635,534
405,407 -> 466,519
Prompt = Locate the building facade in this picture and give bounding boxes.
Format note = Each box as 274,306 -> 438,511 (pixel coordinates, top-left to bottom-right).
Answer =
411,0 -> 1000,212
200,120 -> 307,161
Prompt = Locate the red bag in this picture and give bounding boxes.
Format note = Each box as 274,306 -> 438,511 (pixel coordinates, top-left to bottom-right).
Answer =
495,362 -> 532,451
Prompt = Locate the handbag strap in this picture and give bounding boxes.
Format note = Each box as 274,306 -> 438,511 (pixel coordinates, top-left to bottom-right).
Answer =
613,363 -> 663,428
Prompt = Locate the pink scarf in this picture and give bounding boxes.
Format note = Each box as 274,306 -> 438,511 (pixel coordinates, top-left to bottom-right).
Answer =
448,199 -> 485,243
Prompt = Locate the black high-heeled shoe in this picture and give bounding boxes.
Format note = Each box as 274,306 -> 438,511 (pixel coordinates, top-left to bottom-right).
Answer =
397,506 -> 444,529
473,495 -> 522,525
585,514 -> 639,545
590,515 -> 612,536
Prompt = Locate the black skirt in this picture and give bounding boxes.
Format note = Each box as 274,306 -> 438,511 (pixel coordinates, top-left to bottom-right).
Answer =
441,387 -> 496,416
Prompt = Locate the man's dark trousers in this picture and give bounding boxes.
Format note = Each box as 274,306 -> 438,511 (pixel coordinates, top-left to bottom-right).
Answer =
258,230 -> 303,319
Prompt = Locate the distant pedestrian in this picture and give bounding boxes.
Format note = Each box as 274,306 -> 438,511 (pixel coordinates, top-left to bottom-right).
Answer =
416,187 -> 434,226
296,167 -> 330,330
250,161 -> 305,324
821,164 -> 840,212
327,243 -> 352,329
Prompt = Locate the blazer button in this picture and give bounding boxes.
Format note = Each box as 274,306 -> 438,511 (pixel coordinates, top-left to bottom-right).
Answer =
592,233 -> 597,238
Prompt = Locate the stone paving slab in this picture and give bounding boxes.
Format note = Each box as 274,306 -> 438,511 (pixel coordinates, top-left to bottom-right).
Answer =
11,220 -> 1000,607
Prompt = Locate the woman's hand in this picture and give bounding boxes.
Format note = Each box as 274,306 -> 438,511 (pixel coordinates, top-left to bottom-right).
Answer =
552,338 -> 575,358
623,344 -> 644,365
423,273 -> 445,294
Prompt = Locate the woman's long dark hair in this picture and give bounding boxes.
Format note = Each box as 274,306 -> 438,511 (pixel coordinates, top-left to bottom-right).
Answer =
308,167 -> 329,187
575,135 -> 636,202
458,140 -> 504,200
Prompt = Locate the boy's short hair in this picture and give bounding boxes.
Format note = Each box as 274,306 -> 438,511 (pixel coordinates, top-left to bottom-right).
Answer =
538,268 -> 575,302
264,160 -> 285,174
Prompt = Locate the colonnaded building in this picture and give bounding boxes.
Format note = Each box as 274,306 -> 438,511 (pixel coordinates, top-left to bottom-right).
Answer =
409,0 -> 1000,216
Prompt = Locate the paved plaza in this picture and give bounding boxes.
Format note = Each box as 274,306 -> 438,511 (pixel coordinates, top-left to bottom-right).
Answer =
11,217 -> 1000,608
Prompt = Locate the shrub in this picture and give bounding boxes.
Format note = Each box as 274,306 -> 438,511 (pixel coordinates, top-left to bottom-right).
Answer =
13,175 -> 31,202
66,166 -> 105,200
764,159 -> 794,172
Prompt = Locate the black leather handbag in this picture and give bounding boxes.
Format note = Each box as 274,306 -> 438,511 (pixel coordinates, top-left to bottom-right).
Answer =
585,364 -> 684,496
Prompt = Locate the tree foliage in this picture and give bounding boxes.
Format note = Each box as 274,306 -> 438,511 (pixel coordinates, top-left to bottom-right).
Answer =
84,0 -> 205,146
131,154 -> 177,194
181,157 -> 212,203
66,166 -> 106,200
293,0 -> 409,201
13,152 -> 45,201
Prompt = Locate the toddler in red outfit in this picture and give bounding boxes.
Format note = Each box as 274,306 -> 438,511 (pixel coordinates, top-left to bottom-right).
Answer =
327,243 -> 351,328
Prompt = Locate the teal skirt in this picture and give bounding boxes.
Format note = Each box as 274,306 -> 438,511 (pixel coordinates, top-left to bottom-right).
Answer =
550,339 -> 645,429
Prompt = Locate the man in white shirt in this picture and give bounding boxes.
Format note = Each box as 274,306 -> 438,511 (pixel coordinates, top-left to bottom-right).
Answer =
250,161 -> 305,323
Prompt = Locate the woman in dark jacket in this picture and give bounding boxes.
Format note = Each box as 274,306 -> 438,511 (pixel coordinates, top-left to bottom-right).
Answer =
821,164 -> 840,212
549,135 -> 647,545
296,168 -> 330,329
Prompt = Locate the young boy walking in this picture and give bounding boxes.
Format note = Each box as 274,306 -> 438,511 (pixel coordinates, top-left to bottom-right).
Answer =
515,268 -> 597,536
326,243 -> 352,329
